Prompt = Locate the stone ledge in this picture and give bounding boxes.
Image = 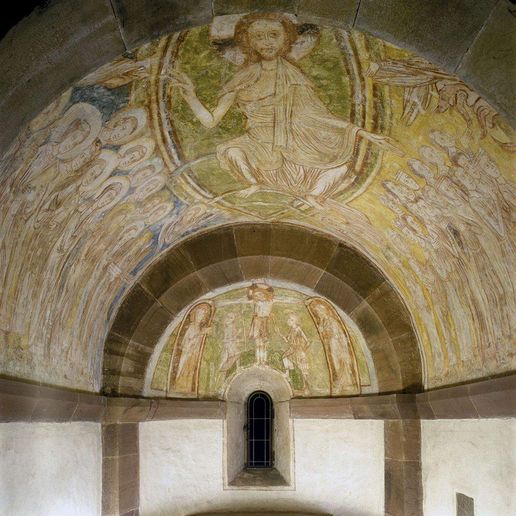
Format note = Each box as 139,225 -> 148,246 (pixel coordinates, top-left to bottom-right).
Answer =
0,375 -> 514,422
228,467 -> 290,489
289,376 -> 516,420
0,377 -> 107,422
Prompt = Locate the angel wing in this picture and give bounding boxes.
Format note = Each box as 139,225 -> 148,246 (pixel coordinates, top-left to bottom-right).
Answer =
78,56 -> 153,89
368,57 -> 453,125
401,85 -> 433,125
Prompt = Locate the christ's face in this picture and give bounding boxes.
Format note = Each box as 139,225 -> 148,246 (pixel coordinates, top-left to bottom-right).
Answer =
254,291 -> 266,301
248,20 -> 286,60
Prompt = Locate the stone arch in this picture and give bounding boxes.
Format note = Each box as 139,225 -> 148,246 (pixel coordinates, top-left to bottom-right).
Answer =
102,222 -> 423,396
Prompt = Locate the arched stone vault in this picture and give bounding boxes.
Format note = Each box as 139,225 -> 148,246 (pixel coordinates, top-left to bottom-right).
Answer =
0,5 -> 514,516
0,0 -> 514,157
103,223 -> 422,396
0,8 -> 513,395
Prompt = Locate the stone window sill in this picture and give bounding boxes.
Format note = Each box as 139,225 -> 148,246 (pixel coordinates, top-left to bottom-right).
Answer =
227,467 -> 291,490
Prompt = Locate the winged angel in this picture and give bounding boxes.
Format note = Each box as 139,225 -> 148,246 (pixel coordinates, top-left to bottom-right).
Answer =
366,56 -> 513,150
170,13 -> 402,203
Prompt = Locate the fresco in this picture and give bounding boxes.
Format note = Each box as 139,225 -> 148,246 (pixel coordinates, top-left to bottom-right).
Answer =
147,283 -> 374,398
0,13 -> 514,391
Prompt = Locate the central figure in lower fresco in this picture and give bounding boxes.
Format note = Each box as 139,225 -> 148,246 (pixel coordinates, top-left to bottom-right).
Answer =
171,13 -> 402,203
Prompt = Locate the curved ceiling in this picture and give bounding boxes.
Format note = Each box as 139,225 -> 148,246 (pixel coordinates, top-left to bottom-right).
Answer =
0,11 -> 514,395
0,0 -> 514,157
103,223 -> 422,396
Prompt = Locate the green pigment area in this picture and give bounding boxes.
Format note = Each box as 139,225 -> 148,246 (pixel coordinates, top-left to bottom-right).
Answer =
297,29 -> 352,121
170,27 -> 355,161
169,26 -> 245,160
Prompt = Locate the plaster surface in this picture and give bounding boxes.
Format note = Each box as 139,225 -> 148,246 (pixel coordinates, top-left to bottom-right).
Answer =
140,418 -> 384,515
422,419 -> 516,516
1,0 -> 513,158
0,422 -> 102,516
1,17 -> 514,395
148,282 -> 375,399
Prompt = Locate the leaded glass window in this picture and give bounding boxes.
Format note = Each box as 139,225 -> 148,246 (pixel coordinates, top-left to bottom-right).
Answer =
246,391 -> 273,468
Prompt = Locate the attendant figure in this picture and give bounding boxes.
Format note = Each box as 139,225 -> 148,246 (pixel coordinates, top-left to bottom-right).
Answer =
282,313 -> 311,393
220,312 -> 243,372
168,302 -> 214,395
309,299 -> 360,395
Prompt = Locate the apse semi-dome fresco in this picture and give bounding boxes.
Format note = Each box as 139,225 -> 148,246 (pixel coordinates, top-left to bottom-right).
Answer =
147,282 -> 377,398
0,13 -> 514,393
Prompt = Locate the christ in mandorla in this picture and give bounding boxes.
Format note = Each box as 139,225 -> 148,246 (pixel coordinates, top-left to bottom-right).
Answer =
170,13 -> 403,203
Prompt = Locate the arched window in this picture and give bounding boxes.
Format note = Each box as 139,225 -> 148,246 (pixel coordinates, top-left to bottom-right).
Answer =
246,391 -> 274,468
224,367 -> 293,488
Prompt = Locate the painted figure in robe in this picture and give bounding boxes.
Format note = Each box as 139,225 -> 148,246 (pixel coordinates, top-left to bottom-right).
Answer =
247,283 -> 274,365
309,299 -> 360,395
170,13 -> 402,204
219,312 -> 243,372
282,313 -> 311,393
168,302 -> 214,395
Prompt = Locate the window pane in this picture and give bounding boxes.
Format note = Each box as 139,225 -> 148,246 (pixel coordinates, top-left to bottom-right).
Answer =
246,391 -> 273,468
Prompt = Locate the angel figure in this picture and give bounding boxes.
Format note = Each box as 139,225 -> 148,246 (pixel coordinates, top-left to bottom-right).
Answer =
366,57 -> 504,142
170,13 -> 402,203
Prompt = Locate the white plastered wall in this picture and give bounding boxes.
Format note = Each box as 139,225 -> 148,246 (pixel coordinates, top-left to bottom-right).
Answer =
0,422 -> 102,516
422,419 -> 516,516
140,418 -> 384,516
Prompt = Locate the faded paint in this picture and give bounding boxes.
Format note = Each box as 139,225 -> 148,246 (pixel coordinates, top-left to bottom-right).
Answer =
148,283 -> 374,398
0,14 -> 514,392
